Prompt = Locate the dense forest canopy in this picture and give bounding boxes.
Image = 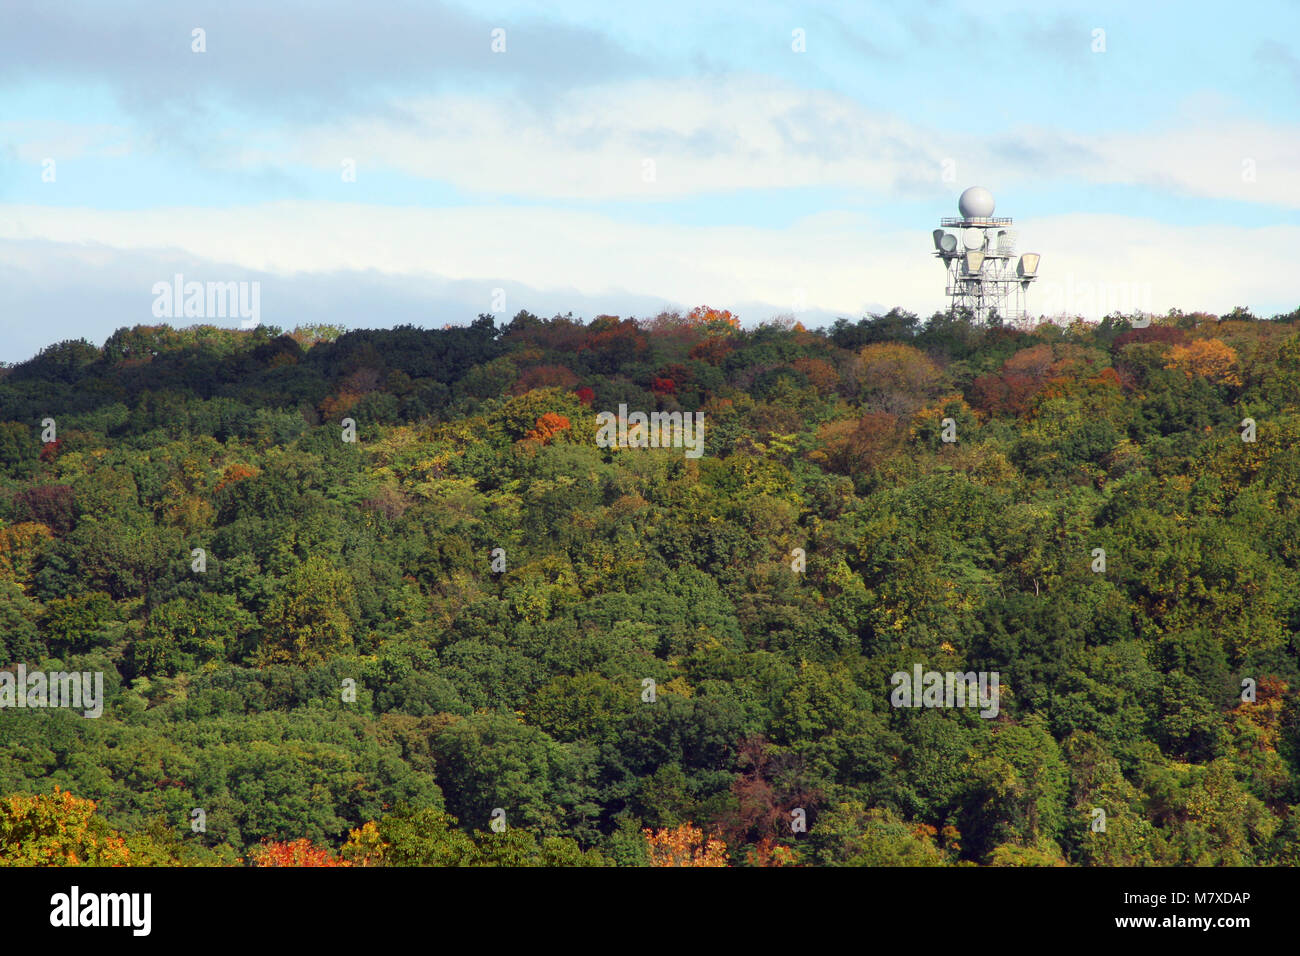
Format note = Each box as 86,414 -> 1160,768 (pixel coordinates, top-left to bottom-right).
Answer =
2,303 -> 1300,866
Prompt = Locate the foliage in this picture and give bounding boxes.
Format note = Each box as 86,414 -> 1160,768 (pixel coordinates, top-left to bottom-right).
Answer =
0,788 -> 131,866
0,308 -> 1297,866
644,823 -> 729,867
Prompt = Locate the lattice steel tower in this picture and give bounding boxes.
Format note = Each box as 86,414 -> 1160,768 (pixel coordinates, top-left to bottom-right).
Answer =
933,186 -> 1040,324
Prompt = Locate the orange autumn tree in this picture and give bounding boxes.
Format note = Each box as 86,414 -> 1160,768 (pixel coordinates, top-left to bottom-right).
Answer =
811,411 -> 900,475
524,412 -> 572,446
686,305 -> 741,331
319,390 -> 362,421
743,837 -> 798,867
250,838 -> 349,867
214,462 -> 259,492
791,356 -> 840,394
644,823 -> 729,867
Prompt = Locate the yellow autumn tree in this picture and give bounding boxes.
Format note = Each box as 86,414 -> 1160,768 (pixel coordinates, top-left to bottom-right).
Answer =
1164,338 -> 1242,386
853,343 -> 943,416
0,787 -> 132,866
644,823 -> 729,867
340,820 -> 390,867
0,521 -> 54,588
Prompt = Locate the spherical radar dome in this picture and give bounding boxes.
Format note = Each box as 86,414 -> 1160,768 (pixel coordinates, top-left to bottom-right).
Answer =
958,186 -> 995,219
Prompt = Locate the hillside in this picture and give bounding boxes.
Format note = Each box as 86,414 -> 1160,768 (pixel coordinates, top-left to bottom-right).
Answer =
1,305 -> 1299,867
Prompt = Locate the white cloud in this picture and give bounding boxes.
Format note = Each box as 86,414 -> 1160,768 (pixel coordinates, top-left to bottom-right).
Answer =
1003,116 -> 1300,208
8,75 -> 1297,212
2,202 -> 1296,326
1,121 -> 132,162
206,76 -> 1300,208
228,76 -> 937,200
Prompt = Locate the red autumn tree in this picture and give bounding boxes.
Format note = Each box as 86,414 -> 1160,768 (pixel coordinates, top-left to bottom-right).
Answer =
715,735 -> 818,864
250,838 -> 349,867
13,485 -> 75,534
580,315 -> 647,361
651,377 -> 676,395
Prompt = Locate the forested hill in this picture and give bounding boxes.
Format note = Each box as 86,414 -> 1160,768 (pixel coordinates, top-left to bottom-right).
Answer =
2,305 -> 1300,867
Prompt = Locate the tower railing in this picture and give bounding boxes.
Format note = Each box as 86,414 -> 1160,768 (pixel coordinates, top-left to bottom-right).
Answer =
939,217 -> 1013,227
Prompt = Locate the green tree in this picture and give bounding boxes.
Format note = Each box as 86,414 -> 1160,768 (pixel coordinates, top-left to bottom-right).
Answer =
256,557 -> 359,665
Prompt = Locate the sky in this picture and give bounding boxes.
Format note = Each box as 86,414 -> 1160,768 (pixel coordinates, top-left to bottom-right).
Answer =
2,0 -> 1299,363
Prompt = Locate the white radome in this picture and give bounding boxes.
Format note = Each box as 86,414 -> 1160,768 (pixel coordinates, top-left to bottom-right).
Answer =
958,186 -> 995,219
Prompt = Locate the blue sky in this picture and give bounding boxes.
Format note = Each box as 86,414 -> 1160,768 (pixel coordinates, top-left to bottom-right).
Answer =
2,0 -> 1298,362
